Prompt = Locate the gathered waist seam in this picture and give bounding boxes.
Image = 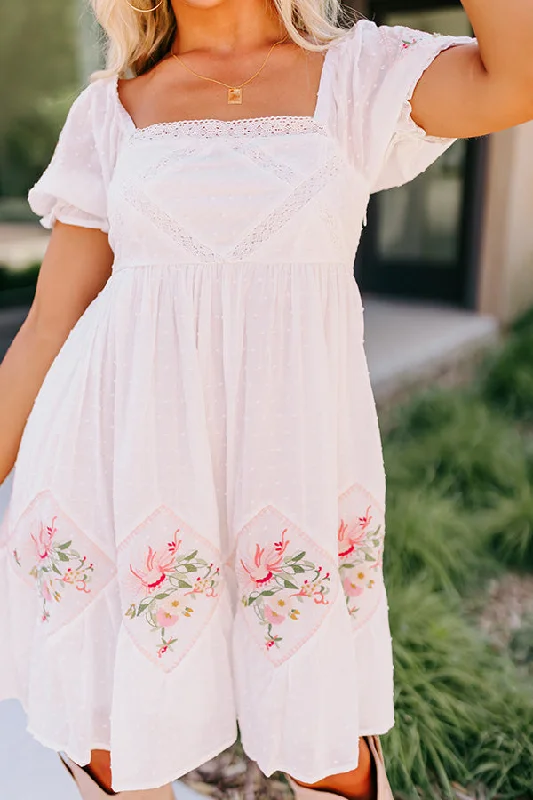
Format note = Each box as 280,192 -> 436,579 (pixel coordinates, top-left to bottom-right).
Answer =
112,261 -> 354,274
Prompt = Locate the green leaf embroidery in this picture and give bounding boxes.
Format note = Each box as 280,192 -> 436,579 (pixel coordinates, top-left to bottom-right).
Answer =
289,551 -> 306,562
283,580 -> 298,589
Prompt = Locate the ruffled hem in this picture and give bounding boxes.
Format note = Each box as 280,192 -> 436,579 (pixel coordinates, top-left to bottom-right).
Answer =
232,591 -> 395,784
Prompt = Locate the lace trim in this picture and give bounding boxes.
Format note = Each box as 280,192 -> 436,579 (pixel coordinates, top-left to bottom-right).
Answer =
229,141 -> 299,185
123,144 -> 218,262
133,116 -> 328,140
227,154 -> 343,261
129,190 -> 218,262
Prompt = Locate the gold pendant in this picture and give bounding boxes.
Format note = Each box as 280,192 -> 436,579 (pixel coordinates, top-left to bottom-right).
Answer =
228,87 -> 243,104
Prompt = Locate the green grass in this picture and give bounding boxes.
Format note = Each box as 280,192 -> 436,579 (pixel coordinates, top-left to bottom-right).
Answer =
478,329 -> 533,424
383,582 -> 533,800
383,389 -> 530,510
378,317 -> 533,799
383,486 -> 491,597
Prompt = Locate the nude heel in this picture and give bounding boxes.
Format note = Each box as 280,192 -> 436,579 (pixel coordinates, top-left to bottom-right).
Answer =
59,753 -> 177,799
287,735 -> 394,800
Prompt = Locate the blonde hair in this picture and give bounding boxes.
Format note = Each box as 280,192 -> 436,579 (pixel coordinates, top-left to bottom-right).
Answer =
89,0 -> 355,80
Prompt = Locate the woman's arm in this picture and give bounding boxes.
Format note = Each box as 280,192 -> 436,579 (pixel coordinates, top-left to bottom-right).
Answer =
0,222 -> 113,484
410,0 -> 533,138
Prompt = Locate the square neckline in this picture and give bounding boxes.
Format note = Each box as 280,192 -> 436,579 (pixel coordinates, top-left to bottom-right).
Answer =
112,38 -> 337,136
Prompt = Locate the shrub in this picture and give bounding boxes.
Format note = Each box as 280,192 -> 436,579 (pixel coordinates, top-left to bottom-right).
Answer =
383,390 -> 529,510
383,581 -> 533,800
476,481 -> 533,569
478,329 -> 533,424
384,486 -> 492,597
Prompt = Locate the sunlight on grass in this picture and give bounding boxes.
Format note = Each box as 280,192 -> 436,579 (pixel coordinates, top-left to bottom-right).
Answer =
380,317 -> 533,798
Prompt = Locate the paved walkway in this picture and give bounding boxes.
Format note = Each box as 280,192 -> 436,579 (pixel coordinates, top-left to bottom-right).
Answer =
0,697 -> 202,798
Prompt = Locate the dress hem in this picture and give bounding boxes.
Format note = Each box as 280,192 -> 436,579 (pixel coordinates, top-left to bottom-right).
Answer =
241,719 -> 396,784
111,731 -> 240,793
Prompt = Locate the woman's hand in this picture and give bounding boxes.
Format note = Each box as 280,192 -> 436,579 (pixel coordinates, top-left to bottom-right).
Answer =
410,0 -> 533,138
0,221 -> 113,484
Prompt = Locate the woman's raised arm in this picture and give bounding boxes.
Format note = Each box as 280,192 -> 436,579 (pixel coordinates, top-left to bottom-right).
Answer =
410,0 -> 533,138
0,222 -> 113,484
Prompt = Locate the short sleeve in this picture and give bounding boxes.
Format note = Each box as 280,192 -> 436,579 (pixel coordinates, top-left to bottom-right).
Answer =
326,19 -> 476,194
27,77 -> 118,233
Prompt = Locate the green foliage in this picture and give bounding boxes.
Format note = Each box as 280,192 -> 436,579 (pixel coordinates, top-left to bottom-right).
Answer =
383,582 -> 533,800
383,487 -> 491,597
478,329 -> 533,424
383,389 -> 529,509
509,304 -> 533,336
380,313 -> 533,798
476,482 -> 533,569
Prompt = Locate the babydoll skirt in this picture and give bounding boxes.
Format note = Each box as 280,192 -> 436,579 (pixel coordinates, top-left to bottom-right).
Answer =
0,261 -> 394,791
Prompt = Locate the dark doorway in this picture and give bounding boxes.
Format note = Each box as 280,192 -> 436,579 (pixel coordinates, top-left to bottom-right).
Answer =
355,1 -> 488,309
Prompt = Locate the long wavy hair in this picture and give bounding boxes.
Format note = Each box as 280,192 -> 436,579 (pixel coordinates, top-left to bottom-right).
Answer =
89,0 -> 355,80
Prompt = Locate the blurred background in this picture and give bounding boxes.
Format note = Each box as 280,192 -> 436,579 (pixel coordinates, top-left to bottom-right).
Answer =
1,1 -> 533,798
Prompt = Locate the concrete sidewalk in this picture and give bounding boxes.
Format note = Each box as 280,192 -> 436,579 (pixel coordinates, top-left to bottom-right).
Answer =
0,699 -> 203,799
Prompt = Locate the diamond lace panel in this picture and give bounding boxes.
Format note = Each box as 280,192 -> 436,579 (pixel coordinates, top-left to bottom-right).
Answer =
122,136 -> 341,261
9,491 -> 115,631
337,482 -> 386,629
227,155 -> 343,261
235,505 -> 339,666
119,506 -> 223,672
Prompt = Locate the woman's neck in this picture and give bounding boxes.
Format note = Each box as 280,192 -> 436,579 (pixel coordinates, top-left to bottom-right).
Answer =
171,0 -> 286,56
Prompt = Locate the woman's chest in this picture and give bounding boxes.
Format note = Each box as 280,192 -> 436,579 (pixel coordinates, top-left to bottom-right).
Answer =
107,122 -> 370,264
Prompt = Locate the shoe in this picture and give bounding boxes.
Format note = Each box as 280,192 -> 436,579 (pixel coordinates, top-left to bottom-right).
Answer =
287,736 -> 394,800
58,752 -> 177,799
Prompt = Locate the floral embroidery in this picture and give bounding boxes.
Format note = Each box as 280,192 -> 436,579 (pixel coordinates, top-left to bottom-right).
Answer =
239,508 -> 331,651
9,492 -> 115,632
14,515 -> 95,622
125,527 -> 221,660
401,37 -> 419,49
337,487 -> 385,626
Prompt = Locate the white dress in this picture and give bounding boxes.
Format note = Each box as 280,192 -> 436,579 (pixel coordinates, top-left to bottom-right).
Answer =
0,20 -> 474,792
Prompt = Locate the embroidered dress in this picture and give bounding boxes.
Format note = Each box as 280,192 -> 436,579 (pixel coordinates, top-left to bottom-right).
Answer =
0,21 -> 474,792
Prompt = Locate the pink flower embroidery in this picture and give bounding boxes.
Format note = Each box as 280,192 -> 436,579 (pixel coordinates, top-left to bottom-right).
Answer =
343,572 -> 374,597
31,517 -> 57,560
338,500 -> 384,621
184,569 -> 220,598
130,530 -> 181,592
338,507 -> 372,558
240,528 -> 290,587
264,604 -> 286,626
18,515 -> 95,622
239,528 -> 332,651
126,540 -> 219,660
155,607 -> 179,628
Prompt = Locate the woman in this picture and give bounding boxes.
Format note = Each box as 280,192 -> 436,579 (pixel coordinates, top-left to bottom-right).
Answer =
0,0 -> 531,797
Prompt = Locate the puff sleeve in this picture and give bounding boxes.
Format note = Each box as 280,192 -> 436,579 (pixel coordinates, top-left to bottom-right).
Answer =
27,77 -> 117,233
328,19 -> 476,194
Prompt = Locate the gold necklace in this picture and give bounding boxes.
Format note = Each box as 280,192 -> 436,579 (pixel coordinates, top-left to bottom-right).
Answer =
170,34 -> 289,105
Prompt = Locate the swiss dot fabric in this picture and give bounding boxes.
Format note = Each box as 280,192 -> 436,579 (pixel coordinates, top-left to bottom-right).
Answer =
0,19 -> 475,792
